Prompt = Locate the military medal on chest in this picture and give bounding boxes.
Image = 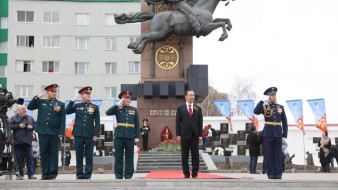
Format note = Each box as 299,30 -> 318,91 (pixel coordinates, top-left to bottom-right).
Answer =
53,104 -> 61,112
87,104 -> 95,114
277,105 -> 283,114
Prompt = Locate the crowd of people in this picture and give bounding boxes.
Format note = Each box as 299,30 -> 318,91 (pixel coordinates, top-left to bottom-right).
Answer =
1,85 -> 337,181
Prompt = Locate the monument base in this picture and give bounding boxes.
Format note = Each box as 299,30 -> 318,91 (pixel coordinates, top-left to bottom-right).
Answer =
137,97 -> 185,149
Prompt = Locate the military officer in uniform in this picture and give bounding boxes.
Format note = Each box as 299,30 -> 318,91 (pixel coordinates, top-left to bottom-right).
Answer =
27,84 -> 65,180
106,91 -> 140,179
254,87 -> 288,179
65,86 -> 100,179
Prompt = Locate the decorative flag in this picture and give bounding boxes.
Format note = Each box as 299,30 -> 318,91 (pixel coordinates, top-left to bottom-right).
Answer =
214,100 -> 233,132
307,99 -> 327,132
65,99 -> 102,138
286,99 -> 305,135
237,100 -> 259,131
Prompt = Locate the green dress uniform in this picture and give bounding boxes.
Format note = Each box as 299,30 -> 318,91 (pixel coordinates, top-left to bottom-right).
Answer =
106,91 -> 140,179
27,94 -> 65,180
65,100 -> 100,179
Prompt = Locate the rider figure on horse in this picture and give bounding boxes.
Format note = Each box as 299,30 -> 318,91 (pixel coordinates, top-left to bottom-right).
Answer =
146,0 -> 201,34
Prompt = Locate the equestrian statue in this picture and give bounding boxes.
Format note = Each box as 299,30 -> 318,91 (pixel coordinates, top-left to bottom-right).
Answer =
115,0 -> 234,54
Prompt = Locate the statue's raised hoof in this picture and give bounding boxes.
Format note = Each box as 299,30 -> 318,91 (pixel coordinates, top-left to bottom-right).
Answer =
219,34 -> 228,41
127,43 -> 138,49
133,49 -> 142,54
227,25 -> 232,31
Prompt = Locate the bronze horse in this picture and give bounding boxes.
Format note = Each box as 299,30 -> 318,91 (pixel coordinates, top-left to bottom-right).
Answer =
116,0 -> 233,54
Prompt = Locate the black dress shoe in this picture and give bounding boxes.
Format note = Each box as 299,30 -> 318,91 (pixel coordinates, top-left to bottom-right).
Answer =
192,175 -> 198,178
184,175 -> 190,178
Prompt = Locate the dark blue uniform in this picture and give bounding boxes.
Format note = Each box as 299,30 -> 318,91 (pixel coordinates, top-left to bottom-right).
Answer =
254,100 -> 288,179
65,101 -> 100,179
27,96 -> 65,179
106,104 -> 140,179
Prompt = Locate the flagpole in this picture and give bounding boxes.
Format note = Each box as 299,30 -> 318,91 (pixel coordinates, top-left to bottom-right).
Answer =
302,131 -> 306,171
62,136 -> 65,173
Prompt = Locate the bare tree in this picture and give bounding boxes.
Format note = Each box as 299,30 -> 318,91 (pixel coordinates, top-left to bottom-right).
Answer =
229,76 -> 257,116
198,86 -> 228,116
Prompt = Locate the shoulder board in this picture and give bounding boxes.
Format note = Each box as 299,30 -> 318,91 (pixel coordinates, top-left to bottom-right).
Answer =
57,99 -> 65,103
92,102 -> 98,105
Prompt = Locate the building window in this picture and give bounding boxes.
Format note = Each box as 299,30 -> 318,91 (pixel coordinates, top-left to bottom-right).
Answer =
75,62 -> 88,75
43,36 -> 60,47
105,87 -> 117,99
43,12 -> 60,23
16,60 -> 33,72
76,37 -> 89,50
0,41 -> 7,53
16,36 -> 34,47
15,86 -> 33,98
42,61 -> 60,73
1,17 -> 8,29
105,14 -> 116,26
105,38 -> 117,50
0,66 -> 7,77
41,86 -> 60,98
76,13 -> 89,25
130,37 -> 140,43
129,61 -> 140,73
17,11 -> 34,22
105,62 -> 117,74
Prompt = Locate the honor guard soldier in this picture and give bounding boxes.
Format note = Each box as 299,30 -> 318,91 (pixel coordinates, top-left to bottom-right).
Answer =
27,84 -> 65,180
254,87 -> 288,179
65,86 -> 100,179
106,91 -> 140,179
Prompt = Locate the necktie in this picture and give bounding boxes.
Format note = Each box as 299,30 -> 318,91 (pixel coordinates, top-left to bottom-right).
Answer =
188,105 -> 192,118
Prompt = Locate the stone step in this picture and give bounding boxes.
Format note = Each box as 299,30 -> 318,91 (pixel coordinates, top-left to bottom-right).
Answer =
2,178 -> 338,188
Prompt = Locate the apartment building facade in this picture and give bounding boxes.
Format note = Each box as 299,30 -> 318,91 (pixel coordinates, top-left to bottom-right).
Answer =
4,0 -> 141,114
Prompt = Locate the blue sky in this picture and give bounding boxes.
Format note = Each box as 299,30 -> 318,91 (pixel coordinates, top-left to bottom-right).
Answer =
194,0 -> 338,124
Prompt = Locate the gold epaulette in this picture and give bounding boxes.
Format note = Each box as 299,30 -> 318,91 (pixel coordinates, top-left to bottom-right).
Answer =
57,99 -> 65,103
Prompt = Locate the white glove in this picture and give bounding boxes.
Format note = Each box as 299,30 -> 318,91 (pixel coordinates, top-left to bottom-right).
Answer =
135,138 -> 139,143
116,98 -> 124,106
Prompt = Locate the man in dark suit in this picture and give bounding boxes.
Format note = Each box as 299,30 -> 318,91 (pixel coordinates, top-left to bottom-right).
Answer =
176,89 -> 203,178
246,125 -> 261,174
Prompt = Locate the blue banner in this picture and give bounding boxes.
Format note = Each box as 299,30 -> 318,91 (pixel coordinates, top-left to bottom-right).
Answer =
237,100 -> 255,121
65,99 -> 103,138
307,98 -> 327,131
214,100 -> 233,131
286,99 -> 305,134
114,99 -> 120,105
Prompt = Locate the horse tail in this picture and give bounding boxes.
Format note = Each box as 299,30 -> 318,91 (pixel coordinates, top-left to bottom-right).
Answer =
114,11 -> 155,24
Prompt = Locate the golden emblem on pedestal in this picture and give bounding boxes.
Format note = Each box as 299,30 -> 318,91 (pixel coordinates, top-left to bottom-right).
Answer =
155,46 -> 179,69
